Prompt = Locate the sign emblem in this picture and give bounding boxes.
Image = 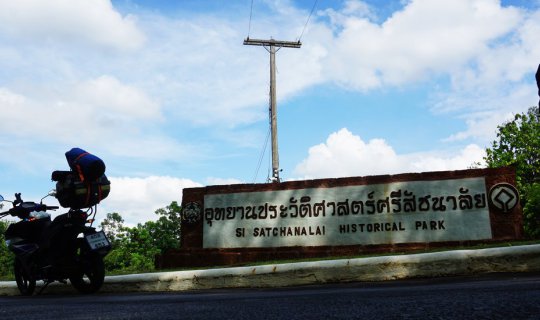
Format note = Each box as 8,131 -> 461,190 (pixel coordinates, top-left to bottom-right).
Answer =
182,202 -> 202,224
488,183 -> 519,213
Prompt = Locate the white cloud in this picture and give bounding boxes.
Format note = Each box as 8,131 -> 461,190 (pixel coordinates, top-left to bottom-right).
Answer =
0,78 -> 197,170
0,76 -> 162,142
407,144 -> 486,172
4,0 -> 528,140
205,177 -> 244,186
293,128 -> 486,179
321,0 -> 522,90
100,176 -> 202,226
0,0 -> 536,139
436,83 -> 536,143
314,0 -> 539,144
73,76 -> 162,120
0,0 -> 145,51
429,6 -> 540,143
294,128 -> 401,178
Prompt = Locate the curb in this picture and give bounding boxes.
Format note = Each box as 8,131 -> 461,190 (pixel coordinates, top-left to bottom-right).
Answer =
1,244 -> 540,296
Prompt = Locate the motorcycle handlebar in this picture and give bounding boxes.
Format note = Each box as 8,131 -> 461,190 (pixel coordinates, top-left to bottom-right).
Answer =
0,202 -> 58,219
0,193 -> 59,219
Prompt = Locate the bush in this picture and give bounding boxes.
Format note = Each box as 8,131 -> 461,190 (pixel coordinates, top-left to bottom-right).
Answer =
523,183 -> 540,238
0,221 -> 14,279
485,106 -> 540,238
100,202 -> 181,274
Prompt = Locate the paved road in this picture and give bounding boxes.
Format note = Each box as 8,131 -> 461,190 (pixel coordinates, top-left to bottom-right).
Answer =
1,273 -> 539,319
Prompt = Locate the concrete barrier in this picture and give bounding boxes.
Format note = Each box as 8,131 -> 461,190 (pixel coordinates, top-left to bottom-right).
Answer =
1,244 -> 540,296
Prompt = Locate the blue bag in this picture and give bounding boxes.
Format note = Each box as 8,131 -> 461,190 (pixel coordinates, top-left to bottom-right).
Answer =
65,148 -> 106,182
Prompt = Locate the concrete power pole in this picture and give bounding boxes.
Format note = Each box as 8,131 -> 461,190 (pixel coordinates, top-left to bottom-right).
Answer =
244,38 -> 301,183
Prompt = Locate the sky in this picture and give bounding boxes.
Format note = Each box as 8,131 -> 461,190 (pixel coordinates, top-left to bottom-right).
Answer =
0,0 -> 539,226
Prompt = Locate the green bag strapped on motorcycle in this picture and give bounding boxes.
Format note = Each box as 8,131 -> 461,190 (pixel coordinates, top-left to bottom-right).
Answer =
52,171 -> 111,209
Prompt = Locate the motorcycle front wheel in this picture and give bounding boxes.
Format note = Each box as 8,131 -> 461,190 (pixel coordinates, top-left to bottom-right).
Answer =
14,258 -> 36,296
69,250 -> 105,294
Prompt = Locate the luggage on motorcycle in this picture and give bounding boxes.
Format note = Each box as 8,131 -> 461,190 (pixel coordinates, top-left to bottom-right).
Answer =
53,171 -> 110,209
65,148 -> 106,182
51,170 -> 71,182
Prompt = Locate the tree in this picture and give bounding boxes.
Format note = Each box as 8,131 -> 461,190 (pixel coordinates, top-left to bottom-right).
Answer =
100,212 -> 125,246
101,202 -> 182,273
103,222 -> 160,273
0,220 -> 14,279
523,183 -> 540,238
146,201 -> 182,254
484,106 -> 540,237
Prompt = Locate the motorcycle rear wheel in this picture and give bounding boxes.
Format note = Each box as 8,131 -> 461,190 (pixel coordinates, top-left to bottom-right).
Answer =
14,258 -> 36,296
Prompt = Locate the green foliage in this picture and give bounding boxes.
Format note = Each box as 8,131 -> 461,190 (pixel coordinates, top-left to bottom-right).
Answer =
146,201 -> 182,255
0,220 -> 14,279
485,107 -> 540,189
101,202 -> 182,274
523,183 -> 540,238
104,224 -> 160,273
484,106 -> 540,238
101,212 -> 125,246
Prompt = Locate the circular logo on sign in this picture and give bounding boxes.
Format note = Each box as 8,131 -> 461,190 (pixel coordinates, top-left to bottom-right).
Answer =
488,183 -> 519,213
182,202 -> 202,224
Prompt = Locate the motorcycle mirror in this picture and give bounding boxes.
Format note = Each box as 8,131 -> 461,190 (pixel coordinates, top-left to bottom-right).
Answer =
40,190 -> 57,204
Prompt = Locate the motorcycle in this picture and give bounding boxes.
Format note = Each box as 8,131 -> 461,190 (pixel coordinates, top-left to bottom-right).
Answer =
0,191 -> 111,295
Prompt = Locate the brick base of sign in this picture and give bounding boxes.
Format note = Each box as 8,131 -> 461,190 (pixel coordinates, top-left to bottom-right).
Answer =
157,167 -> 523,269
156,239 -> 517,269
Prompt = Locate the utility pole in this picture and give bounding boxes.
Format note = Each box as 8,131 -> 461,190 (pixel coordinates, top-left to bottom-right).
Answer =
244,38 -> 301,183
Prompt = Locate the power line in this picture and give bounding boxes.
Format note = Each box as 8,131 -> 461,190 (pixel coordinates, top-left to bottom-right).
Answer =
247,0 -> 318,41
252,127 -> 271,183
298,0 -> 319,41
247,0 -> 254,38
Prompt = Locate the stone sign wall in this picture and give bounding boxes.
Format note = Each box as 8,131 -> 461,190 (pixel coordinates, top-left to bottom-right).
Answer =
157,167 -> 523,268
